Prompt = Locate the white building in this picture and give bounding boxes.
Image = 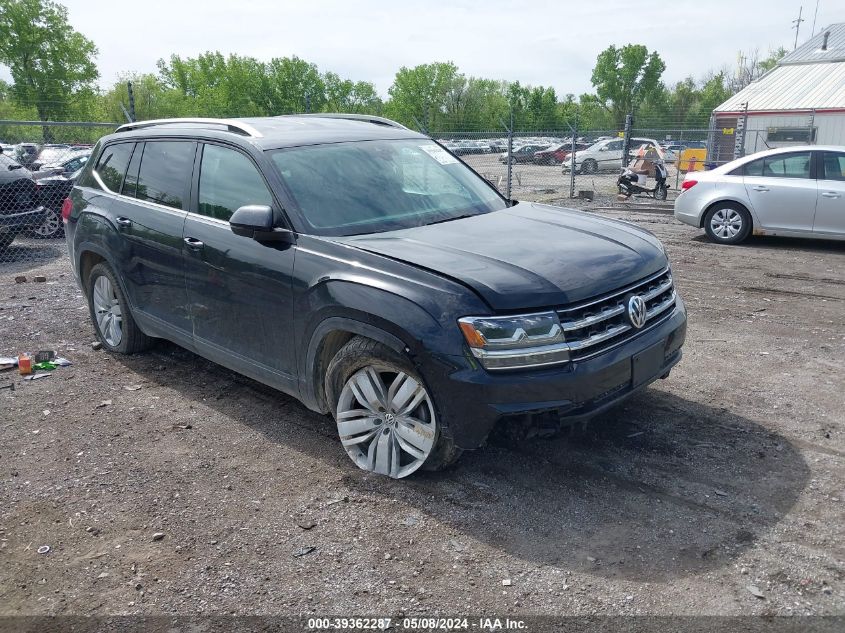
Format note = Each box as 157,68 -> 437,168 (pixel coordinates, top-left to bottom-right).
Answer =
711,24 -> 845,163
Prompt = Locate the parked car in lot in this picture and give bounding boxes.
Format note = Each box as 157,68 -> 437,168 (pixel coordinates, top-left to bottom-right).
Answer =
674,146 -> 845,244
32,170 -> 79,239
33,149 -> 90,178
0,151 -> 48,249
534,142 -> 590,165
562,137 -> 663,174
65,115 -> 686,478
498,144 -> 547,164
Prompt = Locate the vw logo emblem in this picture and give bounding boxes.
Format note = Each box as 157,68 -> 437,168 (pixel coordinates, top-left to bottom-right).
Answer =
627,295 -> 647,329
383,413 -> 396,425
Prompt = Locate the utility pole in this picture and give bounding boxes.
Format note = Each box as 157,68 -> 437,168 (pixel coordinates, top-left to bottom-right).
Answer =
126,81 -> 137,122
792,5 -> 805,50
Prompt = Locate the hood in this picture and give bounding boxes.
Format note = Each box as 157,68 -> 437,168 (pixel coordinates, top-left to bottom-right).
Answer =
337,203 -> 668,311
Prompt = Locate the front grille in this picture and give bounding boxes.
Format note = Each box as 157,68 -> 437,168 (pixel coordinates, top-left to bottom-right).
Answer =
557,268 -> 676,360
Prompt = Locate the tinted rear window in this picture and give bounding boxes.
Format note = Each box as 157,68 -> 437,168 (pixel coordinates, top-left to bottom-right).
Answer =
135,141 -> 195,209
95,143 -> 134,192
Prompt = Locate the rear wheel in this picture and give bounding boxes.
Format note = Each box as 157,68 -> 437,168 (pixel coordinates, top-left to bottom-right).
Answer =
31,209 -> 64,239
325,337 -> 461,478
86,262 -> 152,354
703,203 -> 751,245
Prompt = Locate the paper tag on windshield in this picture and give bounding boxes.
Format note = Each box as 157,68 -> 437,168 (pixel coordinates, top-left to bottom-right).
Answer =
420,143 -> 458,165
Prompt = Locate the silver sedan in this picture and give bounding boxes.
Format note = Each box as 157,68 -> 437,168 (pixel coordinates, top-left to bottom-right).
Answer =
674,145 -> 845,244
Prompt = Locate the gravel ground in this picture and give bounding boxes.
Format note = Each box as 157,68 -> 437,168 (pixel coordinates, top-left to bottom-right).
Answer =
0,208 -> 843,621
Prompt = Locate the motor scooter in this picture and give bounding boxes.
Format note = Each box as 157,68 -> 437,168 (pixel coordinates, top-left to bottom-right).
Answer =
617,159 -> 668,200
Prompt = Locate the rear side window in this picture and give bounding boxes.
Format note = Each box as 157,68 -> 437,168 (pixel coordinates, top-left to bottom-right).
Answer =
743,152 -> 811,179
821,152 -> 845,181
197,144 -> 272,221
135,141 -> 195,209
95,143 -> 134,192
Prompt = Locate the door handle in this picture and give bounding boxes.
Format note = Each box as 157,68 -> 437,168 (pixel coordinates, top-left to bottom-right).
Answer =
752,186 -> 770,192
183,237 -> 204,251
115,217 -> 132,228
821,191 -> 842,198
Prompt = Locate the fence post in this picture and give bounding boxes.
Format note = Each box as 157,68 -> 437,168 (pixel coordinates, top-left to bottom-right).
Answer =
622,113 -> 633,170
569,116 -> 577,199
127,81 -> 137,122
675,129 -> 683,190
506,106 -> 514,200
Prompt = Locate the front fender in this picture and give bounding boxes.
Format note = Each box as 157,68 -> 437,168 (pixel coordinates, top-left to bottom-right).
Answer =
296,280 -> 463,413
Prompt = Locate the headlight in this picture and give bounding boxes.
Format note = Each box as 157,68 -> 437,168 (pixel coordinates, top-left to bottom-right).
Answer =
458,312 -> 570,370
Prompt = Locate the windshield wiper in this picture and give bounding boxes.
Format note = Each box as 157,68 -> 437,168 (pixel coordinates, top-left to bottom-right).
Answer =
425,213 -> 478,226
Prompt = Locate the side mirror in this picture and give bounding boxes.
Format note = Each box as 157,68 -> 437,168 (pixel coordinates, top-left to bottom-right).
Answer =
229,205 -> 294,243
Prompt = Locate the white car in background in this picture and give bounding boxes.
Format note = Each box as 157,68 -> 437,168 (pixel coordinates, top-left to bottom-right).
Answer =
674,146 -> 845,244
562,136 -> 663,174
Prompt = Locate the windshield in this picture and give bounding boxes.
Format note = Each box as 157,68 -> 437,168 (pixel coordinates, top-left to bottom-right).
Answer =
269,139 -> 507,236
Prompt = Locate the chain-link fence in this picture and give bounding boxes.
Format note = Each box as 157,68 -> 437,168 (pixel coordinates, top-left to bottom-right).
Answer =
0,121 -> 117,270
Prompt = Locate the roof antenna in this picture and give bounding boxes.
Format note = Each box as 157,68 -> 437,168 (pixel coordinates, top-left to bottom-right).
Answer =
792,5 -> 805,50
811,0 -> 819,36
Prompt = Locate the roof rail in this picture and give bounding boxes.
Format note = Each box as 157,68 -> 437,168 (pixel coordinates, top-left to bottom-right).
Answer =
115,118 -> 263,138
294,113 -> 410,130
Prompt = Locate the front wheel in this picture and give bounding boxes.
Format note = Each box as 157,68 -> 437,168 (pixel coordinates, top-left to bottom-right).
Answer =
325,337 -> 461,478
581,159 -> 597,174
655,184 -> 668,201
703,204 -> 751,245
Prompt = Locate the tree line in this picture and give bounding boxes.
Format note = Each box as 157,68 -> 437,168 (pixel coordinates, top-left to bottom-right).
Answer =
0,0 -> 786,142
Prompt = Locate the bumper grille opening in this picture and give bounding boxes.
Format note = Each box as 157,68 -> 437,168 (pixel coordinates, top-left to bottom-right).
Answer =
558,269 -> 676,361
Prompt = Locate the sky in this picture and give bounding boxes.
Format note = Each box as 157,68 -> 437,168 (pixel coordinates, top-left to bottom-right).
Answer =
4,0 -> 842,96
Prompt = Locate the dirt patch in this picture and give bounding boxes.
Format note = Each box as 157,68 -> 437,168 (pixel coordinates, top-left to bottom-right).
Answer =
1,209 -> 843,618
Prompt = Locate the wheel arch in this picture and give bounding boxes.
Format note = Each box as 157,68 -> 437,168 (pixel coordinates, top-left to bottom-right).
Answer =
700,198 -> 754,229
302,316 -> 411,414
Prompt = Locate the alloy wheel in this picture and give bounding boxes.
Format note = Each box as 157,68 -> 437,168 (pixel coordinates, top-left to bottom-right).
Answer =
336,366 -> 437,479
710,208 -> 743,239
33,210 -> 62,238
93,275 -> 123,347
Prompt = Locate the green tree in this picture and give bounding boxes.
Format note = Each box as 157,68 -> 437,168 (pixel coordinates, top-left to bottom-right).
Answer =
590,44 -> 665,127
0,0 -> 98,137
385,62 -> 458,130
265,56 -> 325,114
323,72 -> 382,114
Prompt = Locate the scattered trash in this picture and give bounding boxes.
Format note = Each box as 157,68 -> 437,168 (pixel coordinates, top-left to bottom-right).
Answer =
587,556 -> 597,563
502,578 -> 512,586
172,424 -> 192,430
714,489 -> 729,497
34,351 -> 55,363
33,361 -> 58,371
24,374 -> 51,381
0,357 -> 17,371
292,546 -> 316,558
37,545 -> 51,554
325,495 -> 349,506
746,585 -> 765,599
18,354 -> 32,376
14,275 -> 26,284
152,532 -> 165,542
759,351 -> 770,356
0,382 -> 14,392
96,400 -> 112,408
297,520 -> 317,530
54,358 -> 72,367
33,276 -> 47,283
403,515 -> 419,526
91,341 -> 102,351
124,385 -> 142,391
97,572 -> 109,579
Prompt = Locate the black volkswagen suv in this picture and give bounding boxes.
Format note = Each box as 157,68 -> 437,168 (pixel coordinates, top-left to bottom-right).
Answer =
65,115 -> 686,478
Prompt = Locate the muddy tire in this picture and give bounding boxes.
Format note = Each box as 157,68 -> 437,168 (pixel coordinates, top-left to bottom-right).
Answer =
325,336 -> 462,478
